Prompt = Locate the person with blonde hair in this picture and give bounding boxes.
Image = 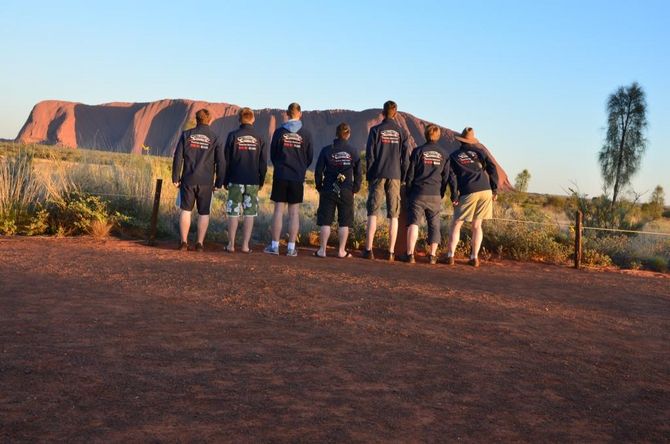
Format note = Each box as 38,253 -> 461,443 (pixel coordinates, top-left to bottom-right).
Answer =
223,107 -> 267,253
403,124 -> 452,264
446,127 -> 499,267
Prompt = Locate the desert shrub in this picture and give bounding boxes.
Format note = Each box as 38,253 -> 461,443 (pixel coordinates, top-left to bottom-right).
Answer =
483,221 -> 570,263
46,191 -> 117,236
0,150 -> 45,234
581,249 -> 613,267
642,256 -> 668,273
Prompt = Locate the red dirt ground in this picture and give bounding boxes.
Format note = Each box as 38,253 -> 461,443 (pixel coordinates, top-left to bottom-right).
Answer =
1,237 -> 668,442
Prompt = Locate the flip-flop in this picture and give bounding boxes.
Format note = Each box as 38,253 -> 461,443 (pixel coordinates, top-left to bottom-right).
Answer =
223,245 -> 234,253
337,251 -> 353,259
240,248 -> 253,254
313,251 -> 327,258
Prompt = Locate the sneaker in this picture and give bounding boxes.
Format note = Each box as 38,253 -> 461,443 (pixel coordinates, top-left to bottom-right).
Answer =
362,249 -> 375,260
195,242 -> 204,252
468,257 -> 480,267
445,256 -> 455,266
178,241 -> 188,251
263,244 -> 279,255
286,248 -> 298,257
429,255 -> 438,265
404,254 -> 415,264
388,252 -> 395,262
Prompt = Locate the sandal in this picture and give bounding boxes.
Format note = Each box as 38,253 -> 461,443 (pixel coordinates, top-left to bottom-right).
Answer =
223,245 -> 234,253
337,251 -> 353,259
313,250 -> 327,258
240,248 -> 253,254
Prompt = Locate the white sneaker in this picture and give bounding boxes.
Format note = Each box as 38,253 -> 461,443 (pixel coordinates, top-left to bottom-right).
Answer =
263,244 -> 279,255
286,248 -> 298,257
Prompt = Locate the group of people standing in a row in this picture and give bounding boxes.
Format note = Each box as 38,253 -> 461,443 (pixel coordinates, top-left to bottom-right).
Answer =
171,101 -> 499,266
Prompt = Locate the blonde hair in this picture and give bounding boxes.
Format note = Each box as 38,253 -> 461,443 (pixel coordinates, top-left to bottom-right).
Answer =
424,124 -> 441,142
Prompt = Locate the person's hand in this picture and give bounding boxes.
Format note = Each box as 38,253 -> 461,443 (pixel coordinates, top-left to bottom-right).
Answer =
173,181 -> 180,187
492,193 -> 498,202
452,200 -> 459,206
214,187 -> 221,192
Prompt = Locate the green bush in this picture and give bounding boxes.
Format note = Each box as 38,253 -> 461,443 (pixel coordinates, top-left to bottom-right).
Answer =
47,191 -> 113,236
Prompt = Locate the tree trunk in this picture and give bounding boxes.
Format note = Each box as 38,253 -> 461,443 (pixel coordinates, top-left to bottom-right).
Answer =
610,102 -> 631,226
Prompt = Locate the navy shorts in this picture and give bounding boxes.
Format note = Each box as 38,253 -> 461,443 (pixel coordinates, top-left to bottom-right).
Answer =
270,177 -> 304,204
180,185 -> 213,215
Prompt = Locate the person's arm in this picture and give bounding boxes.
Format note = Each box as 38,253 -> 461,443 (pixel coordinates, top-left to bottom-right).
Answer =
314,150 -> 325,192
440,154 -> 450,198
222,132 -> 233,189
353,151 -> 363,194
482,149 -> 499,196
259,136 -> 268,189
270,130 -> 280,166
305,132 -> 314,169
400,129 -> 411,183
405,149 -> 417,191
365,128 -> 376,182
214,135 -> 226,190
172,133 -> 185,185
448,158 -> 459,204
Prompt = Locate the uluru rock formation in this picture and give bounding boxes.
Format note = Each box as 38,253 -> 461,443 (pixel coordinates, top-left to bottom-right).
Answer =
16,99 -> 511,189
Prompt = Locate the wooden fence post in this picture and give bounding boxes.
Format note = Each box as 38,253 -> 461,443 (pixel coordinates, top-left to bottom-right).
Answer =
574,210 -> 582,269
148,178 -> 163,246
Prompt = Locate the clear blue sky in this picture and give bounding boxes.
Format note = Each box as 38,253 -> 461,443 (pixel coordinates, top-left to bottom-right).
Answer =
1,0 -> 668,196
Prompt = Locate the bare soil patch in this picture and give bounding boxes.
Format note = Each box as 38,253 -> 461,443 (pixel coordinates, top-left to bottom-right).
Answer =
1,237 -> 668,442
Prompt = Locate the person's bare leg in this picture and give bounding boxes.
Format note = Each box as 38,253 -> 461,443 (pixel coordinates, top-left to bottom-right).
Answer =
447,219 -> 464,256
318,225 -> 330,257
227,216 -> 239,251
388,217 -> 399,254
271,202 -> 285,242
471,219 -> 484,259
179,210 -> 192,243
337,226 -> 349,257
196,214 -> 209,244
365,215 -> 377,251
429,242 -> 438,256
241,216 -> 254,252
407,224 -> 419,255
287,204 -> 300,244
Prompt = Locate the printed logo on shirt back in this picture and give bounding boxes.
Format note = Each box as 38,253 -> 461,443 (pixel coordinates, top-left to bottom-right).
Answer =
380,129 -> 400,145
236,135 -> 258,151
281,133 -> 303,149
331,151 -> 352,167
188,134 -> 211,149
456,151 -> 480,166
422,150 -> 442,166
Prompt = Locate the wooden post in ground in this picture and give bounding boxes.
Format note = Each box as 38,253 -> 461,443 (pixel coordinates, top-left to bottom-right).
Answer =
574,210 -> 582,269
148,178 -> 163,246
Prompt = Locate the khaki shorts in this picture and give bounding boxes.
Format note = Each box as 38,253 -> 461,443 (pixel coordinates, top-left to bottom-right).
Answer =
366,178 -> 401,218
226,184 -> 259,217
453,189 -> 493,222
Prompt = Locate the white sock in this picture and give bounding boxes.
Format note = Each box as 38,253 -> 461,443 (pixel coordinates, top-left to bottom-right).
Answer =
271,240 -> 279,249
288,242 -> 296,251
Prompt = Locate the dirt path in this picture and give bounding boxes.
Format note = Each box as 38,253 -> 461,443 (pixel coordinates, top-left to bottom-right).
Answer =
1,237 -> 668,442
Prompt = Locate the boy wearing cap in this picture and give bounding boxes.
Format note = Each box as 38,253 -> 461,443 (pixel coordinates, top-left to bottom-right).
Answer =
446,127 -> 499,267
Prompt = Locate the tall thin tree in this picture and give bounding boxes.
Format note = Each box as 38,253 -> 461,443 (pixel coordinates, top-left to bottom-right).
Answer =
598,82 -> 648,223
